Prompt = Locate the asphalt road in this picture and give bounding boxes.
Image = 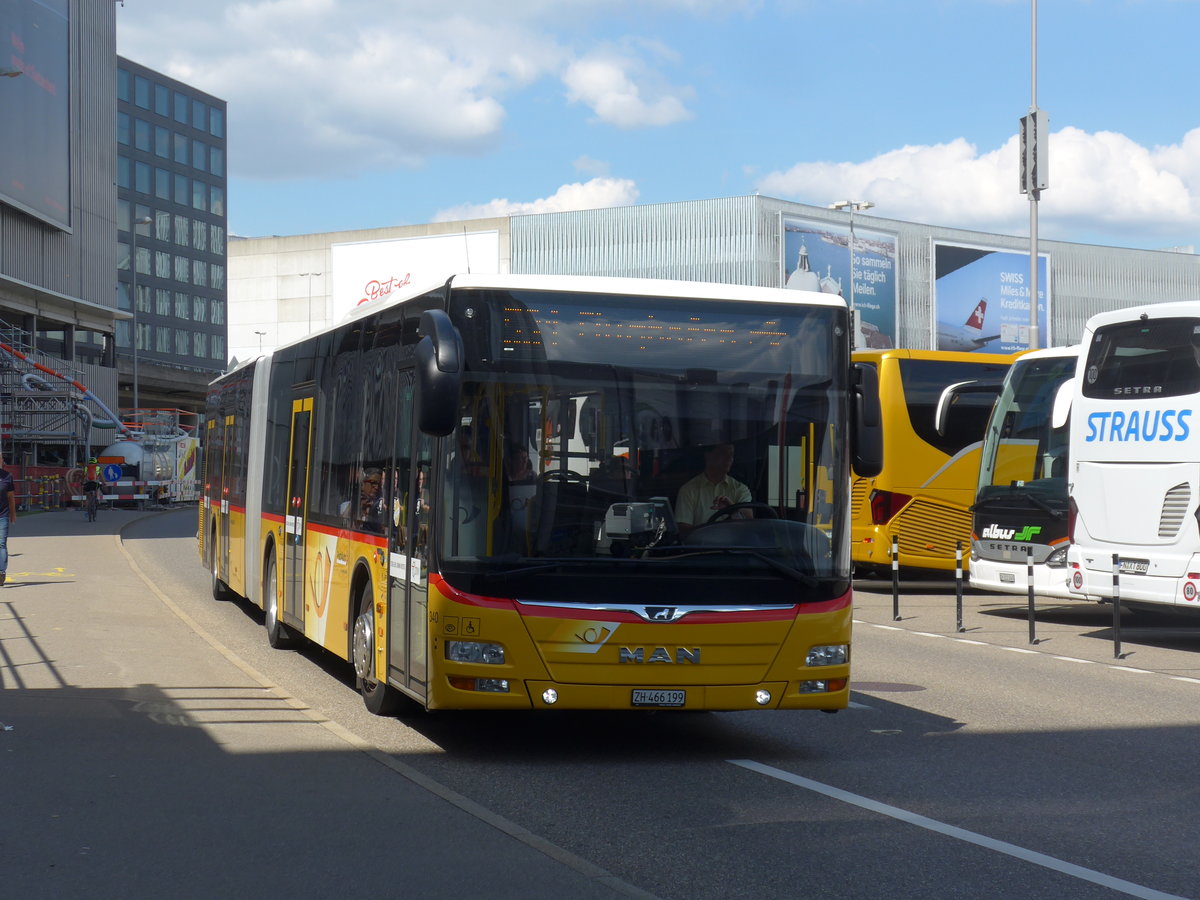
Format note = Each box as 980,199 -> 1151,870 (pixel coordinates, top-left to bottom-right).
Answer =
124,510 -> 1200,900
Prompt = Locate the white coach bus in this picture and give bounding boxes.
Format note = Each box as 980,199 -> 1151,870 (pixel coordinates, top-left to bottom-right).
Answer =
1067,302 -> 1200,612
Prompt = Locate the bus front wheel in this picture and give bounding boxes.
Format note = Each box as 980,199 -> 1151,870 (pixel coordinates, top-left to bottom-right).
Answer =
352,585 -> 402,716
263,553 -> 299,649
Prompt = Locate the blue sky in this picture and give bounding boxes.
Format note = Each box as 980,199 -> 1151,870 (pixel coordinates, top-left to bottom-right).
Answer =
117,0 -> 1200,251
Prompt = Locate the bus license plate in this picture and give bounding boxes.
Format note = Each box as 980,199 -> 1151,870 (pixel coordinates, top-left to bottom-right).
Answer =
631,689 -> 686,708
1118,558 -> 1150,575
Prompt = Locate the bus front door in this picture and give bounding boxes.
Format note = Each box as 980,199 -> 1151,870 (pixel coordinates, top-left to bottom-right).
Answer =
283,396 -> 314,627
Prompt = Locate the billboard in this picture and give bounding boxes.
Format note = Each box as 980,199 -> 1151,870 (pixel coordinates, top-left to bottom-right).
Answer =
781,215 -> 897,349
932,242 -> 1050,353
0,0 -> 71,231
329,231 -> 500,322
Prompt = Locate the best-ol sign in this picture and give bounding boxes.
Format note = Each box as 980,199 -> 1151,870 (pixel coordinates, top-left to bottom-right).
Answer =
330,231 -> 500,322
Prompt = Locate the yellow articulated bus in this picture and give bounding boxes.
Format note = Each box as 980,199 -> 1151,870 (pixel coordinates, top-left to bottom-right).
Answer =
199,273 -> 881,714
850,348 -> 1014,575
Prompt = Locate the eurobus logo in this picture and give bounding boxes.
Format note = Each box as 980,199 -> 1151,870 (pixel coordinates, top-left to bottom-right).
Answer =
981,524 -> 1042,541
358,272 -> 413,306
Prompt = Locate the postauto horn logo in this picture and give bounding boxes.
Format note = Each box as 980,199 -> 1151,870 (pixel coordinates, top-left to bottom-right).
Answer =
981,524 -> 1042,541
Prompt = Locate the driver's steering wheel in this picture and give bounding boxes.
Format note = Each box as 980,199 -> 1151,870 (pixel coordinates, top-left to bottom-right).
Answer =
705,502 -> 779,525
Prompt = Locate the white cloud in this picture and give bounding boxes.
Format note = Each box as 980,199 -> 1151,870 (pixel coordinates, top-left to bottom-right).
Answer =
432,177 -> 639,220
563,45 -> 693,129
755,127 -> 1200,243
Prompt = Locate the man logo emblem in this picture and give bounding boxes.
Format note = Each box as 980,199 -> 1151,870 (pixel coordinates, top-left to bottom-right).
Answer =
646,607 -> 676,621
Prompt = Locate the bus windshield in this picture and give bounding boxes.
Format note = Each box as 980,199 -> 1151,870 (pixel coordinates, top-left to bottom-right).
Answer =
976,352 -> 1076,510
439,289 -> 851,604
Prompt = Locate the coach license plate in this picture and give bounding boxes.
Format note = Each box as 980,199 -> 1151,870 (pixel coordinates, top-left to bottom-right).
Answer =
631,689 -> 686,708
1118,558 -> 1150,575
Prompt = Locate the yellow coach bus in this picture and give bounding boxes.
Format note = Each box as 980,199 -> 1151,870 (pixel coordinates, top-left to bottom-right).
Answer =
850,348 -> 1013,575
199,273 -> 881,714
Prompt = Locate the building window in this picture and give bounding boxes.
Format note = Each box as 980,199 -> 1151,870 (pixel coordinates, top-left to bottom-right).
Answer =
192,296 -> 208,322
192,180 -> 207,211
155,83 -> 170,117
174,214 -> 189,246
174,255 -> 190,284
155,167 -> 170,200
192,224 -> 207,252
118,112 -> 130,145
155,209 -> 171,241
192,260 -> 207,287
175,292 -> 190,319
154,125 -> 169,158
156,288 -> 172,316
174,91 -> 188,124
157,326 -> 171,353
174,173 -> 189,206
136,321 -> 151,352
193,332 -> 207,358
210,224 -> 225,254
211,300 -> 225,325
136,284 -> 152,314
118,200 -> 131,232
210,146 -> 224,176
155,250 -> 171,278
134,75 -> 150,109
210,186 -> 224,217
173,132 -> 188,165
212,335 -> 226,360
192,99 -> 207,131
135,161 -> 151,194
175,329 -> 189,355
192,139 -> 207,172
210,264 -> 225,290
134,118 -> 151,151
117,157 -> 131,188
210,108 -> 224,138
117,68 -> 130,102
135,246 -> 151,277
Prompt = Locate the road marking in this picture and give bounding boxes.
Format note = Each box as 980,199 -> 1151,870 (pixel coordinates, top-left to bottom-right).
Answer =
729,759 -> 1188,900
1052,656 -> 1095,664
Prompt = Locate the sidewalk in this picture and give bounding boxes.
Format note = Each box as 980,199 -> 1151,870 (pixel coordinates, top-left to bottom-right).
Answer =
0,508 -> 636,899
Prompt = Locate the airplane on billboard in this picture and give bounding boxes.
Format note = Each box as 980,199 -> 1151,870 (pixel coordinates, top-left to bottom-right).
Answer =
937,299 -> 1001,351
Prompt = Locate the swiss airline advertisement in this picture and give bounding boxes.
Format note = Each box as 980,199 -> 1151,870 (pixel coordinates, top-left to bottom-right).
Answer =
933,242 -> 1050,353
329,231 -> 500,321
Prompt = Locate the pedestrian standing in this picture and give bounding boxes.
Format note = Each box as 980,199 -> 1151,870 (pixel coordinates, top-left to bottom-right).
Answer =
0,454 -> 15,585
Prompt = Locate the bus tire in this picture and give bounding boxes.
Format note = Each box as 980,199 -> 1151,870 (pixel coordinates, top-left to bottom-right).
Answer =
263,553 -> 299,649
352,583 -> 402,716
209,533 -> 231,601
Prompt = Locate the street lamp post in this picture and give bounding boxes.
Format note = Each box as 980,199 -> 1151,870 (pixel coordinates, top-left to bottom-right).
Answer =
828,200 -> 874,348
300,271 -> 322,331
129,214 -> 153,412
254,330 -> 266,353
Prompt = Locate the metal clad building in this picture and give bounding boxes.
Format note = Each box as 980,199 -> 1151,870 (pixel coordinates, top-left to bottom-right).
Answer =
509,194 -> 1200,348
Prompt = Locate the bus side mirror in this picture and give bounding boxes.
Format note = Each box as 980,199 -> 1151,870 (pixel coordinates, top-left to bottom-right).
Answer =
1051,378 -> 1074,430
416,309 -> 464,436
851,362 -> 883,477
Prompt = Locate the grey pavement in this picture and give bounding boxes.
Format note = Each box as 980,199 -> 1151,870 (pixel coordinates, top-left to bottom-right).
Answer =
0,507 -> 639,899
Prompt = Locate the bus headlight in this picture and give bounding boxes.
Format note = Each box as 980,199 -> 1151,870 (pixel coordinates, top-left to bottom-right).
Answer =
446,640 -> 505,664
1045,545 -> 1069,567
806,644 -> 848,667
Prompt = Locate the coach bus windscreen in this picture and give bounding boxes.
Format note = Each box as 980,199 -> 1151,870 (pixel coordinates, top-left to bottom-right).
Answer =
437,289 -> 851,605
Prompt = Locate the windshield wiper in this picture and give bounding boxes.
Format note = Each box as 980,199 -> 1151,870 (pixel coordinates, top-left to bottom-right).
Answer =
972,489 -> 1064,518
645,546 -> 818,587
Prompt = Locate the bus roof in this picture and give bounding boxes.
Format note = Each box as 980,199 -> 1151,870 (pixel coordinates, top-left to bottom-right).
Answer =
1083,301 -> 1200,335
851,347 -> 1022,364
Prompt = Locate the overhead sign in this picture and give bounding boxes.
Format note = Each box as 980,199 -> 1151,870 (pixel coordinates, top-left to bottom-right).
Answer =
329,231 -> 500,322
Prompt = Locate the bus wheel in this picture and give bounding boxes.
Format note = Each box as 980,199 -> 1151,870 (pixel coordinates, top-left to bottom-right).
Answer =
209,535 -> 230,601
352,585 -> 401,716
263,553 -> 298,649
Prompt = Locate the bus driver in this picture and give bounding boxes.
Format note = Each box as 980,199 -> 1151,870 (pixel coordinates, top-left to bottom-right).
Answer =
675,442 -> 751,537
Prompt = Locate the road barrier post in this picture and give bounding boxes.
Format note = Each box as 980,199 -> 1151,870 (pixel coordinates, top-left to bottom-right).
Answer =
1027,545 -> 1038,645
891,534 -> 901,621
1112,553 -> 1123,660
955,541 -> 965,632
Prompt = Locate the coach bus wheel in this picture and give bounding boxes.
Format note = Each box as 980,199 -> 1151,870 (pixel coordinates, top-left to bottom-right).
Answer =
209,537 -> 231,601
352,585 -> 401,716
263,554 -> 298,649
